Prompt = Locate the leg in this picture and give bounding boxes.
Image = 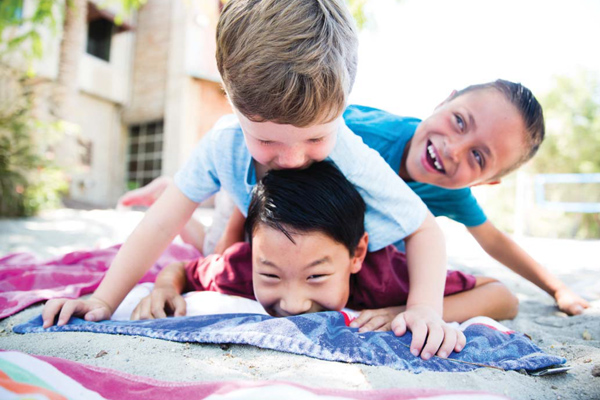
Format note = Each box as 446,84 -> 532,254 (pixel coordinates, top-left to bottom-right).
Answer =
442,276 -> 519,323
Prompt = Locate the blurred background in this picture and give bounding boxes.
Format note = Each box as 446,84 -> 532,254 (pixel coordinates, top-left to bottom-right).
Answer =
1,0 -> 599,240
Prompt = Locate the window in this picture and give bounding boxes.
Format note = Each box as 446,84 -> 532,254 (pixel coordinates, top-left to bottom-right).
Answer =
127,121 -> 164,189
86,17 -> 114,61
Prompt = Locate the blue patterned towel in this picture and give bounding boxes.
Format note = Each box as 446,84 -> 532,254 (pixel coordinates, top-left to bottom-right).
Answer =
14,312 -> 565,373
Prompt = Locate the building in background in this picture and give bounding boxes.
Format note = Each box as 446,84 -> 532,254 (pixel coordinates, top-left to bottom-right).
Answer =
16,0 -> 231,207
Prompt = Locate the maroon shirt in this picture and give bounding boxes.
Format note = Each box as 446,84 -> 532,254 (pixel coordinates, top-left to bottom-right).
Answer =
184,242 -> 476,310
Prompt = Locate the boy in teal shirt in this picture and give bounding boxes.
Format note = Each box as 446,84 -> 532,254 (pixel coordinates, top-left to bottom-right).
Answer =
345,80 -> 588,327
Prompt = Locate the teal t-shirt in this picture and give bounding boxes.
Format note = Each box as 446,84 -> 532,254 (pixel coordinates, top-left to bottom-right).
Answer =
343,105 -> 487,228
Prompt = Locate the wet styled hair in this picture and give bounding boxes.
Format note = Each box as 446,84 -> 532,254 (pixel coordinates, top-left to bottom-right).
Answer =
216,0 -> 358,126
453,79 -> 545,179
245,161 -> 366,255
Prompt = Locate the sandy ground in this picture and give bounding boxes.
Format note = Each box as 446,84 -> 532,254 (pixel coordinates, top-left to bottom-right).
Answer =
0,208 -> 599,399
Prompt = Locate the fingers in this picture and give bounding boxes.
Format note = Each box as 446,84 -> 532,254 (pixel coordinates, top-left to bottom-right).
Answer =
391,313 -> 407,337
56,300 -> 87,326
42,299 -> 68,328
131,295 -> 155,320
85,307 -> 111,322
171,295 -> 187,317
455,329 -> 467,353
407,320 -> 429,358
435,325 -> 459,358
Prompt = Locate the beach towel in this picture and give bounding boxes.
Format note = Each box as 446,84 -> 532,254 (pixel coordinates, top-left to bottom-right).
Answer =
14,312 -> 565,374
0,350 -> 510,399
0,244 -> 200,319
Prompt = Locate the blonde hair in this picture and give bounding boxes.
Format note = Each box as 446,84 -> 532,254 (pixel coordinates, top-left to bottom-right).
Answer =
216,0 -> 358,127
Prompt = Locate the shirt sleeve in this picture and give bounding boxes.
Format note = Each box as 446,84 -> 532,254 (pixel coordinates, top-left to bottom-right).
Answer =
328,124 -> 428,251
174,127 -> 222,203
408,182 -> 488,227
183,243 -> 255,299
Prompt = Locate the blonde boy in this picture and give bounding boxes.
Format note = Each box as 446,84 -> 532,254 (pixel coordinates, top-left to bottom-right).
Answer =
43,0 -> 457,360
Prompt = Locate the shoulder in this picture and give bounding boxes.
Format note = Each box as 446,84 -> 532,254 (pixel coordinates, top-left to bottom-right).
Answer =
343,104 -> 421,141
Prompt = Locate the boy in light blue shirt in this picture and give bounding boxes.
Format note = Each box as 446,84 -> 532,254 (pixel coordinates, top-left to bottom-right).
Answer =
43,0 -> 462,361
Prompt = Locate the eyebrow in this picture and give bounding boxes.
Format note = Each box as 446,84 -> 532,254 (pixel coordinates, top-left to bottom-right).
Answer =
257,257 -> 330,270
467,112 -> 477,132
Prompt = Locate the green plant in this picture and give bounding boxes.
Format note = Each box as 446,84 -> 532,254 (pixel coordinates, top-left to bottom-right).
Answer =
0,69 -> 68,217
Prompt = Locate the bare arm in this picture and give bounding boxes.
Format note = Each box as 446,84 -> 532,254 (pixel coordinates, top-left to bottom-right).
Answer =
352,277 -> 519,332
392,211 -> 465,360
213,206 -> 246,254
43,182 -> 198,326
468,221 -> 589,315
94,183 -> 198,311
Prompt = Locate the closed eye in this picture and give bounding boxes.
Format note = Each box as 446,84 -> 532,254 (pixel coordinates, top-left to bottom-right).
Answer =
308,137 -> 324,144
259,140 -> 274,146
259,273 -> 279,280
307,274 -> 328,281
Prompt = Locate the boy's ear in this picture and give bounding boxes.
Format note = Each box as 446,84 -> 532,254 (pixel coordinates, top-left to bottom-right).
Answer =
435,90 -> 458,110
471,179 -> 501,187
350,233 -> 369,274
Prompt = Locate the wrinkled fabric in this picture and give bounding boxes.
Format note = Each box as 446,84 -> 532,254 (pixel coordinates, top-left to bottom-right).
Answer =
0,244 -> 201,319
0,350 -> 510,399
14,313 -> 565,374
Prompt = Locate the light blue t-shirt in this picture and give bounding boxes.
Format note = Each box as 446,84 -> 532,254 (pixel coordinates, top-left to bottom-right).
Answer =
174,114 -> 428,252
343,105 -> 487,228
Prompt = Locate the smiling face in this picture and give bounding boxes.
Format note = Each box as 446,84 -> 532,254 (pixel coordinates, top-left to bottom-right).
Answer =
251,224 -> 367,317
400,89 -> 527,189
236,110 -> 340,173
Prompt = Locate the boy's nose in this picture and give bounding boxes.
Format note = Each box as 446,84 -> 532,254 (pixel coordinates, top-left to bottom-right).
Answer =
279,296 -> 312,316
277,148 -> 306,169
444,138 -> 468,163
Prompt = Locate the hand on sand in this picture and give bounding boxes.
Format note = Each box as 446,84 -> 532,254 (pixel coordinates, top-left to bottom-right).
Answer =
130,287 -> 186,320
555,287 -> 590,315
391,304 -> 466,360
42,297 -> 113,328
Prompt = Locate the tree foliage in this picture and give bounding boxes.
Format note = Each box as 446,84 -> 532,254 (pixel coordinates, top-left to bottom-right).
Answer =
531,70 -> 600,175
527,70 -> 600,238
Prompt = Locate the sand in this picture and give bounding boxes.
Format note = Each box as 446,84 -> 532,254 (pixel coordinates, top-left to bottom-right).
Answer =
1,208 -> 599,399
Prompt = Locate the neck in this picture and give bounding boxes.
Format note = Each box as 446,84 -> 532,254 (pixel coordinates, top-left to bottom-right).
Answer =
397,139 -> 413,182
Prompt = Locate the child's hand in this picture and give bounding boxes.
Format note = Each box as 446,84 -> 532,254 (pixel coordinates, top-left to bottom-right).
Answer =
554,287 -> 590,315
350,306 -> 405,332
42,297 -> 113,328
130,287 -> 186,320
117,176 -> 172,208
391,304 -> 466,360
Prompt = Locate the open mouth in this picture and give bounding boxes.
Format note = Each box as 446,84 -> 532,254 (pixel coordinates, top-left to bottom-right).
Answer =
425,140 -> 446,173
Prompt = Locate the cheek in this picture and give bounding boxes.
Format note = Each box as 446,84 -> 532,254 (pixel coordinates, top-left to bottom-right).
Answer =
319,280 -> 350,310
248,144 -> 274,163
253,281 -> 277,307
313,140 -> 336,161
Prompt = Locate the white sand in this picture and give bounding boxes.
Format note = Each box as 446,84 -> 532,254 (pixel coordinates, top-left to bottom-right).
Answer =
1,209 -> 599,399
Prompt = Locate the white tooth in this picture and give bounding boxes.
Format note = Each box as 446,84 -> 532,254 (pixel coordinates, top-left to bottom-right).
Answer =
428,145 -> 436,159
434,160 -> 442,170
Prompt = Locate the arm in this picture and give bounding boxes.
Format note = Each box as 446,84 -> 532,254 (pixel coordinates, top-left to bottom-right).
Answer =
468,221 -> 589,315
352,276 -> 519,331
392,211 -> 466,360
42,183 -> 198,327
213,207 -> 247,254
118,175 -> 206,253
130,261 -> 189,320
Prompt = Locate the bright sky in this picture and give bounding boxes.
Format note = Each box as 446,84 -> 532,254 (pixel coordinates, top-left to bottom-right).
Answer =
350,0 -> 600,119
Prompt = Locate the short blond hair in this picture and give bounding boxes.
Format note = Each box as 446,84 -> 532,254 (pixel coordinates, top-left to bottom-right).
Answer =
216,0 -> 358,127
